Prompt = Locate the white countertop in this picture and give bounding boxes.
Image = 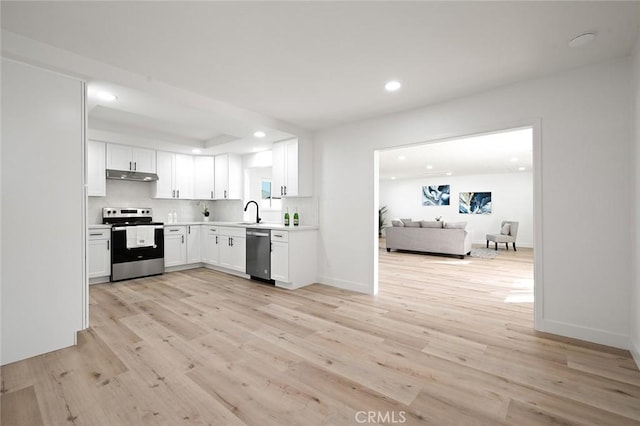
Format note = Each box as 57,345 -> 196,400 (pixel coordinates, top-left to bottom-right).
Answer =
89,221 -> 317,231
169,221 -> 318,231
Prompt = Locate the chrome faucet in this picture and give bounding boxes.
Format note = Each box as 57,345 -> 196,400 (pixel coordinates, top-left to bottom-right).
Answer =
244,200 -> 261,223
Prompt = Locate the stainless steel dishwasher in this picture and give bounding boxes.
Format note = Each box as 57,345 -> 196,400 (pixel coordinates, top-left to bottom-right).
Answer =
246,228 -> 274,284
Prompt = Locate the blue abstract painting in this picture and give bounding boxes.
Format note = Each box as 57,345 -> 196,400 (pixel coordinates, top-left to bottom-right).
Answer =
459,192 -> 492,214
422,185 -> 450,206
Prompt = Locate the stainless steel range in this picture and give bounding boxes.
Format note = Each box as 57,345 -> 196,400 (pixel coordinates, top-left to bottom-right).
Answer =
103,207 -> 164,281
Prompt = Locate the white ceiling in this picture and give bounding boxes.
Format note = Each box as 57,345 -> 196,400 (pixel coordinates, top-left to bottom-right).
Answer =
1,2 -> 639,155
379,127 -> 533,180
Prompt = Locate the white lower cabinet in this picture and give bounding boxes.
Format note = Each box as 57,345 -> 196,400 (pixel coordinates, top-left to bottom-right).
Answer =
186,225 -> 202,264
161,223 -> 315,288
204,226 -> 220,266
88,228 -> 111,281
164,225 -> 187,267
269,229 -> 317,289
270,241 -> 289,282
218,227 -> 246,272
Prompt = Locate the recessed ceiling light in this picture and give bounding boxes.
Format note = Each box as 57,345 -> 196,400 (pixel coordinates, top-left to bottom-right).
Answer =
254,131 -> 266,138
510,157 -> 519,162
569,32 -> 597,48
518,167 -> 526,171
192,149 -> 202,154
445,172 -> 452,176
390,176 -> 397,180
398,155 -> 406,160
385,80 -> 401,92
96,91 -> 117,101
426,165 -> 433,170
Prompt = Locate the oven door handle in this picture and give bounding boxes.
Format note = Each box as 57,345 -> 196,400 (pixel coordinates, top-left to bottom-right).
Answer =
113,225 -> 164,231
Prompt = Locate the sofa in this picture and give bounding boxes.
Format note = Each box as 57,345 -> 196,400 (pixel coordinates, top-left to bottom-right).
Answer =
385,219 -> 472,259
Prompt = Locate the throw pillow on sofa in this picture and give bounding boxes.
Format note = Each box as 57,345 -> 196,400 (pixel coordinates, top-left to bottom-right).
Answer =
403,221 -> 421,228
420,221 -> 443,228
444,221 -> 467,229
391,220 -> 404,227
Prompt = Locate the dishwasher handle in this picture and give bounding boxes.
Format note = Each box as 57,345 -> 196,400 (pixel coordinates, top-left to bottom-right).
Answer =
246,230 -> 270,237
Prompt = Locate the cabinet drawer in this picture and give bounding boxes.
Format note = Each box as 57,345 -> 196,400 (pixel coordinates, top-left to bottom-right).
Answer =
220,227 -> 246,238
271,230 -> 289,242
165,225 -> 186,235
88,229 -> 110,240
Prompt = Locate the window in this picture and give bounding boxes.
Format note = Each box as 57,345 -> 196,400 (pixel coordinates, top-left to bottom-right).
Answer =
261,179 -> 281,210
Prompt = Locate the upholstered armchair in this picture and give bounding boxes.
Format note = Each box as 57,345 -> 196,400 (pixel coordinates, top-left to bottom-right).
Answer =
486,221 -> 519,251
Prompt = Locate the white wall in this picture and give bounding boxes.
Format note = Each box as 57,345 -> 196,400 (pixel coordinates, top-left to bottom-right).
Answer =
1,59 -> 86,364
380,172 -> 533,247
632,39 -> 640,366
315,57 -> 634,349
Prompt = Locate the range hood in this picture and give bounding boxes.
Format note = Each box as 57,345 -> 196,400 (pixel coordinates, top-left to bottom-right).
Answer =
106,169 -> 159,182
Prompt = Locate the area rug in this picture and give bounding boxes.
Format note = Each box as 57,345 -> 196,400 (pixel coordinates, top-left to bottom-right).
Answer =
470,248 -> 499,259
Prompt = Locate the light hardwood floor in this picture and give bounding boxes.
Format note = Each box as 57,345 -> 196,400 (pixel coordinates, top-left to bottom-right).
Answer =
2,246 -> 640,425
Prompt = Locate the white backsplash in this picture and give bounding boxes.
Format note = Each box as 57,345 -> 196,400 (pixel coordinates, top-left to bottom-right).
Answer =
87,180 -> 243,224
282,197 -> 319,226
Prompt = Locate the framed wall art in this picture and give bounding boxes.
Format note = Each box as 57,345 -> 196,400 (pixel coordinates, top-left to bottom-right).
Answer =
422,185 -> 450,206
459,191 -> 492,214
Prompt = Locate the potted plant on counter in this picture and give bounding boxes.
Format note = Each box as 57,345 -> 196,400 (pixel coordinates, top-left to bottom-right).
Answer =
198,201 -> 211,221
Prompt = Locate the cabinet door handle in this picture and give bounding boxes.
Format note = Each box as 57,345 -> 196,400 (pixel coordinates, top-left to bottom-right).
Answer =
107,240 -> 110,250
211,190 -> 213,199
229,237 -> 233,247
188,225 -> 191,234
280,186 -> 284,196
169,229 -> 179,232
224,190 -> 227,199
172,189 -> 175,198
181,235 -> 184,244
284,185 -> 287,196
270,242 -> 272,252
177,189 -> 180,198
215,236 -> 218,244
89,232 -> 102,236
129,161 -> 132,171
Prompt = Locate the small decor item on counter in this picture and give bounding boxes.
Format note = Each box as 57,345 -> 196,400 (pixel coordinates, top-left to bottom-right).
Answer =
293,209 -> 299,226
284,208 -> 290,226
435,216 -> 442,222
198,201 -> 211,222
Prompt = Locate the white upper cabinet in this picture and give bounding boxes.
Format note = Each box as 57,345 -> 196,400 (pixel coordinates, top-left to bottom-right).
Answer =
214,154 -> 242,199
106,143 -> 156,173
154,151 -> 193,199
155,151 -> 174,198
175,154 -> 194,199
87,140 -> 106,197
193,156 -> 215,200
272,138 -> 311,197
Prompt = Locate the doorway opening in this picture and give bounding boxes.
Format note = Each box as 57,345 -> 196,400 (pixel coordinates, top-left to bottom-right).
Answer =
375,125 -> 540,328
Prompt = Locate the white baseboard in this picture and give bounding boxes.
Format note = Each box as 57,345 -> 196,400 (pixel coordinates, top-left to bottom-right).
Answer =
630,338 -> 640,370
541,319 -> 629,350
318,275 -> 373,295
